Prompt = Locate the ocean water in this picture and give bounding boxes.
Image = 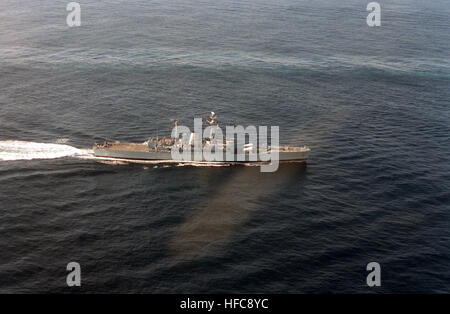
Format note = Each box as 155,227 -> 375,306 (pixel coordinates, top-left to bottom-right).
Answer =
0,0 -> 449,293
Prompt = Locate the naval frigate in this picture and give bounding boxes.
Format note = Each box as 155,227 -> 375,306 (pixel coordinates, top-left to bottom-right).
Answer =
93,112 -> 310,164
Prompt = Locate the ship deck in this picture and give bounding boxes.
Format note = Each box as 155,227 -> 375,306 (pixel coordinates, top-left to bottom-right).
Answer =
95,142 -> 310,153
96,142 -> 151,152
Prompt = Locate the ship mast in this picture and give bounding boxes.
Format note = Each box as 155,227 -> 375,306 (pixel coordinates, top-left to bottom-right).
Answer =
170,118 -> 179,137
207,111 -> 217,139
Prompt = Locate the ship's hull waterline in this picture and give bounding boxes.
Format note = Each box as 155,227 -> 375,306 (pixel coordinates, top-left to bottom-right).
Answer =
92,147 -> 309,165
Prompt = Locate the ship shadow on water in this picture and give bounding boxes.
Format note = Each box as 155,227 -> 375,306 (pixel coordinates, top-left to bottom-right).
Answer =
169,163 -> 307,260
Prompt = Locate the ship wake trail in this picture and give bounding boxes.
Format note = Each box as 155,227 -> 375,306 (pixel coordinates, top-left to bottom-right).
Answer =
0,140 -> 89,161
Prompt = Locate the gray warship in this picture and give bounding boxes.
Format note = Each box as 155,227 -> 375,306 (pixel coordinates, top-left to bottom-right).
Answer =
93,112 -> 310,164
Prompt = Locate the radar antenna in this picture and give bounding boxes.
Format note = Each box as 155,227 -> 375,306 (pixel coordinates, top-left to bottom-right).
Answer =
207,111 -> 217,126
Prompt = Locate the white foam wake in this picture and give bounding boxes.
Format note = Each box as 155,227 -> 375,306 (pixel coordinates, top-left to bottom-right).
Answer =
0,140 -> 87,161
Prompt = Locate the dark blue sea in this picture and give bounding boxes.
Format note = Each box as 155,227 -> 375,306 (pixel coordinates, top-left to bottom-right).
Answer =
0,0 -> 449,293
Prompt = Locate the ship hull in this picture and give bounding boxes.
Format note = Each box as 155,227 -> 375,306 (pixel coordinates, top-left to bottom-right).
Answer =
93,147 -> 308,163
